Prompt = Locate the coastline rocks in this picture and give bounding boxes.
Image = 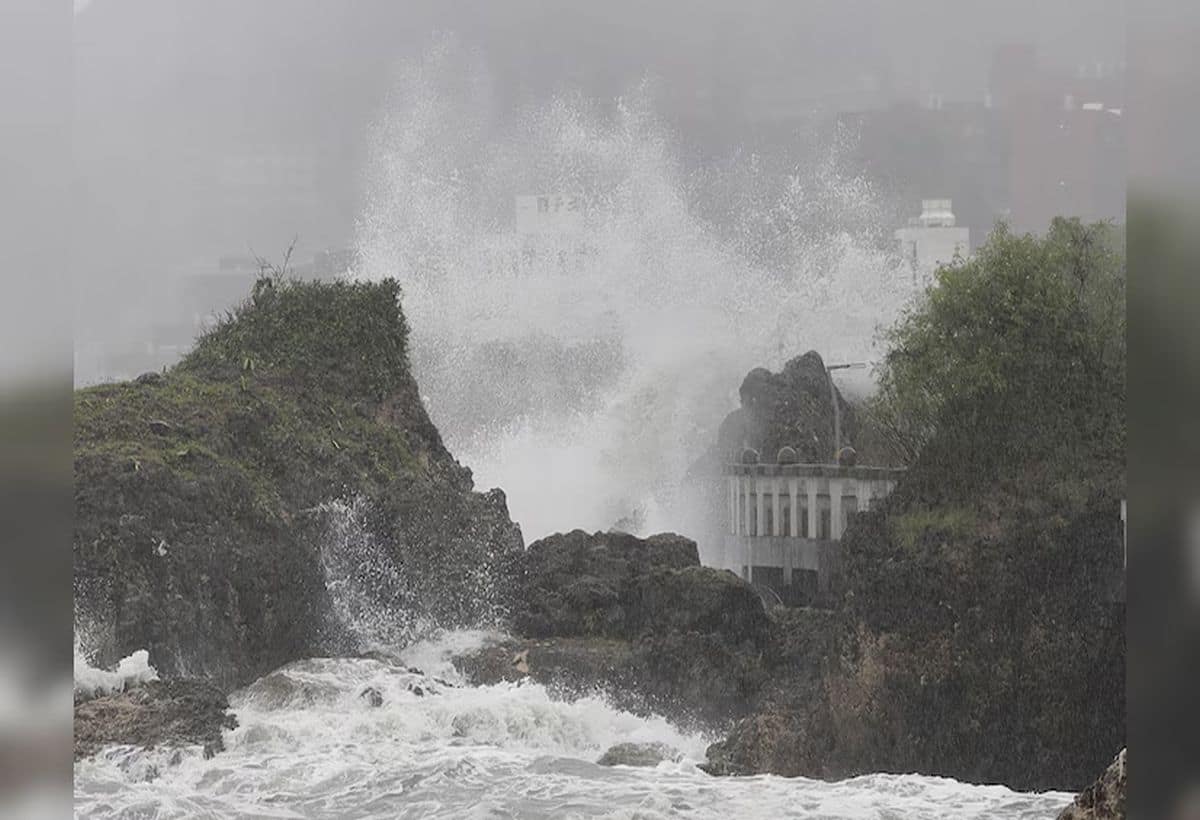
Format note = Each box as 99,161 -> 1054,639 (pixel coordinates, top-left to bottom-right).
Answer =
74,679 -> 237,761
514,529 -> 766,644
597,742 -> 680,767
74,279 -> 524,689
458,530 -> 772,728
716,351 -> 856,466
1057,749 -> 1126,820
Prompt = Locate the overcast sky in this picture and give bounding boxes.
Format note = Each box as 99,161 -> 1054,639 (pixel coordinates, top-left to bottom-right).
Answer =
58,0 -> 1127,377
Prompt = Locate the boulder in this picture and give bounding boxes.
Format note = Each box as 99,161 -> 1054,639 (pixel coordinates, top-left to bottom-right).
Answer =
74,679 -> 237,761
597,742 -> 680,767
717,351 -> 854,465
513,530 -> 701,639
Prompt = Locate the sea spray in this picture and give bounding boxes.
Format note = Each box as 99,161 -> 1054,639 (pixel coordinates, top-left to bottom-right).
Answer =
354,39 -> 916,542
316,496 -> 424,656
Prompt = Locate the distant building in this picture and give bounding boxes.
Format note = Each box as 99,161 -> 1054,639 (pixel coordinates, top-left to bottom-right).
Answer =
511,194 -> 591,275
840,45 -> 1125,241
720,448 -> 904,600
514,194 -> 585,237
894,198 -> 970,285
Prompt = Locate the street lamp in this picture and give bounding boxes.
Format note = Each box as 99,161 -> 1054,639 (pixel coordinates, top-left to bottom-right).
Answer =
825,361 -> 870,461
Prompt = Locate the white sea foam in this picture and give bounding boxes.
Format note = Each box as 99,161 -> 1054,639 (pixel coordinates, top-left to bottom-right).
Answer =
73,642 -> 158,699
354,38 -> 916,543
74,631 -> 1074,819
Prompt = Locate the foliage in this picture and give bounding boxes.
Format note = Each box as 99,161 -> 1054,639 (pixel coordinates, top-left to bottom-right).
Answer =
869,218 -> 1125,480
180,277 -> 410,403
822,219 -> 1128,789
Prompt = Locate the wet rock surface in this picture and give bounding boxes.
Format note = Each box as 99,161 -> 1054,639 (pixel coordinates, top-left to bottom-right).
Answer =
74,680 -> 237,761
597,742 -> 680,767
74,279 -> 524,690
514,529 -> 766,645
1057,749 -> 1126,820
458,529 -> 770,728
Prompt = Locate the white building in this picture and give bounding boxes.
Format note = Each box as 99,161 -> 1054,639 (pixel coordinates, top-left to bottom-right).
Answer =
894,198 -> 970,286
720,448 -> 905,599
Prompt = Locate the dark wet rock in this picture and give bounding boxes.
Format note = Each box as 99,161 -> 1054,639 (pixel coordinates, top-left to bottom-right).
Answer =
74,279 -> 524,690
238,668 -> 341,709
408,684 -> 425,697
1057,749 -> 1126,820
597,742 -> 680,767
720,351 -> 855,465
455,529 -> 773,729
73,679 -> 237,761
514,529 -> 759,641
359,686 -> 383,707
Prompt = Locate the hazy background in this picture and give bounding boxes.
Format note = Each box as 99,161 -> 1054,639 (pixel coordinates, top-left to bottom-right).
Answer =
70,0 -> 1125,385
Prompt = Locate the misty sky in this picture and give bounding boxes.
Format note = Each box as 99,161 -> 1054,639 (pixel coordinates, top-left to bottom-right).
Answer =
66,0 -> 1124,369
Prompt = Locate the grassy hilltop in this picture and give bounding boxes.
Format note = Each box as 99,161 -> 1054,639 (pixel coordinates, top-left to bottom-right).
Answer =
74,277 -> 522,687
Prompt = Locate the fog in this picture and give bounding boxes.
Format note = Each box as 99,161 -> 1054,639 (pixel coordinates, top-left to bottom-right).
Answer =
67,0 -> 1122,381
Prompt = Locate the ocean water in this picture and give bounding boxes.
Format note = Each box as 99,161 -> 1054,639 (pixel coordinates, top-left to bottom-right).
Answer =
73,630 -> 1072,820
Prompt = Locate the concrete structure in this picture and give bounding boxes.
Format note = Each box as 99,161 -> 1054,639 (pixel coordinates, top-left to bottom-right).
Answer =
894,199 -> 970,286
720,450 -> 905,598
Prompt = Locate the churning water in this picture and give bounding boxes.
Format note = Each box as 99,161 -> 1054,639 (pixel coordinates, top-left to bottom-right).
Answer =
74,630 -> 1072,820
72,445 -> 1073,819
353,37 -> 916,544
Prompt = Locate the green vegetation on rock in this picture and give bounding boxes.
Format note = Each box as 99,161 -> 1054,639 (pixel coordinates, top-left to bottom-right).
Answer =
181,276 -> 411,402
75,277 -> 522,689
870,217 -> 1125,478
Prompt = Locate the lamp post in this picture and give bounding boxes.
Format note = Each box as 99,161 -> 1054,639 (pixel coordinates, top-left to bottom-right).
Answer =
825,361 -> 870,460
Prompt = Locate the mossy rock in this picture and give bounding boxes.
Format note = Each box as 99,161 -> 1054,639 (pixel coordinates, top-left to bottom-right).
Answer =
75,277 -> 522,688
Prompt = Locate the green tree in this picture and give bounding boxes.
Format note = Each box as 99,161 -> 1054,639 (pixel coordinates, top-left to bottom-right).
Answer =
870,218 -> 1125,486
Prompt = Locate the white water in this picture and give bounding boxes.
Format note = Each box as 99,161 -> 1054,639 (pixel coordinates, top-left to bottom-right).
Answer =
354,37 -> 916,544
74,629 -> 1072,819
74,643 -> 158,700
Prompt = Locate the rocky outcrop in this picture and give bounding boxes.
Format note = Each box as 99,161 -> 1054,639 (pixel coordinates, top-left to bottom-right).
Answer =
718,351 -> 855,464
515,529 -> 766,644
74,679 -> 237,761
597,742 -> 680,767
457,529 -> 770,728
74,278 -> 523,690
1057,749 -> 1126,820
